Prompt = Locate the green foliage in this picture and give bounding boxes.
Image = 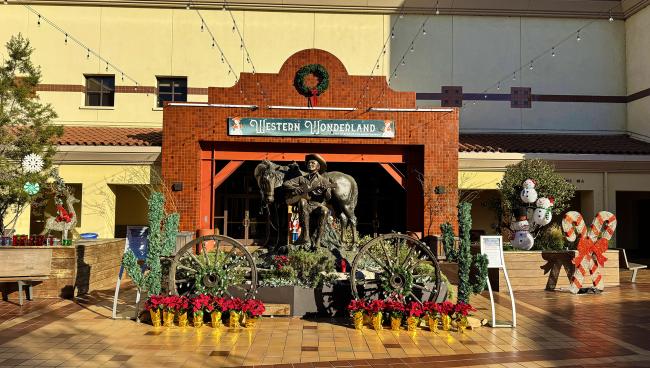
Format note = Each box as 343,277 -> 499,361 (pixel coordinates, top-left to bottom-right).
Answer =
498,159 -> 575,228
121,192 -> 179,295
440,273 -> 454,301
194,251 -> 246,295
0,34 -> 62,233
471,254 -> 489,294
533,224 -> 567,251
293,64 -> 329,96
440,222 -> 457,261
288,248 -> 336,288
457,202 -> 472,304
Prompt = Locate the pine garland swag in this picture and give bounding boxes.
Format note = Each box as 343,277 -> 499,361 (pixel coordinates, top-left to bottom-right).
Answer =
457,202 -> 473,304
293,64 -> 330,97
121,192 -> 179,296
440,222 -> 457,261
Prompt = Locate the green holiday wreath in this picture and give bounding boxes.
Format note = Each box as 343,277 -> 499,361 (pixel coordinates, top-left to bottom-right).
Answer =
293,64 -> 329,97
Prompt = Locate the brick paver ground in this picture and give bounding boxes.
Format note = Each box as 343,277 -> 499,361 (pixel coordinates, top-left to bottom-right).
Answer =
0,270 -> 649,367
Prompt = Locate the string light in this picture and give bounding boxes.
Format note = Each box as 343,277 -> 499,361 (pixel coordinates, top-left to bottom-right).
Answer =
529,61 -> 533,70
105,63 -> 109,72
86,49 -> 90,59
64,33 -> 67,44
422,28 -> 427,35
391,32 -> 395,39
212,39 -> 215,48
200,22 -> 204,32
410,44 -> 414,52
512,72 -> 516,80
185,2 -> 190,10
496,83 -> 500,90
551,47 -> 556,57
401,59 -> 406,66
435,1 -> 440,15
37,15 -> 41,26
576,30 -> 581,42
609,10 -> 614,22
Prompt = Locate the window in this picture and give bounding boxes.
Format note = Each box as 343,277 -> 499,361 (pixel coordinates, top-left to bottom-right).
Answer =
85,75 -> 115,106
157,77 -> 187,107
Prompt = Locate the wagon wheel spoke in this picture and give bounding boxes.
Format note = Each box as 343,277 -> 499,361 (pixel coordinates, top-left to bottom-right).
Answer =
401,242 -> 417,269
366,251 -> 391,274
378,241 -> 394,269
186,251 -> 203,268
408,292 -> 423,305
201,241 -> 210,267
177,264 -> 198,273
412,283 -> 436,294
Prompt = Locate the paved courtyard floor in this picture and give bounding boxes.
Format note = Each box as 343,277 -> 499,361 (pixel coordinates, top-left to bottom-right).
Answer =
1,269 -> 650,368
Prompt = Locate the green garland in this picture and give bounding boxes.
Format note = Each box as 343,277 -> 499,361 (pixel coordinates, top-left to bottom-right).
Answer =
457,202 -> 473,304
440,222 -> 457,261
293,64 -> 329,96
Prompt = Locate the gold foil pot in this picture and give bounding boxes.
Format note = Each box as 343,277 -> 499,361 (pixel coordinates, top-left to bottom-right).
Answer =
371,313 -> 383,331
245,316 -> 259,328
390,316 -> 402,331
163,310 -> 175,327
229,311 -> 241,328
211,311 -> 222,328
178,312 -> 189,327
428,316 -> 439,333
406,316 -> 419,332
353,311 -> 364,330
150,309 -> 162,328
193,312 -> 204,328
442,315 -> 452,331
457,316 -> 468,333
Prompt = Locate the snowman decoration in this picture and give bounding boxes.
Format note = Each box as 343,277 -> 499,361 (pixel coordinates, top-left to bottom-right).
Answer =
511,179 -> 555,250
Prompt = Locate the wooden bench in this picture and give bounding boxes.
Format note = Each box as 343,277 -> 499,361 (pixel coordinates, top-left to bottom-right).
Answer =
0,247 -> 52,305
616,248 -> 647,283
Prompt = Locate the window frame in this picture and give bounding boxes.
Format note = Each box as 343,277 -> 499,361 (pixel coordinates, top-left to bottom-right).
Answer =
156,76 -> 188,107
84,75 -> 115,107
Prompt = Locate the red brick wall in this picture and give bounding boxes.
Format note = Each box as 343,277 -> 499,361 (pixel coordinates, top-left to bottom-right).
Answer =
162,49 -> 459,236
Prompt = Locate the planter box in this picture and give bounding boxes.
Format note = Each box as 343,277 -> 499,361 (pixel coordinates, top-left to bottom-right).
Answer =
234,283 -> 353,317
489,250 -> 619,292
0,239 -> 125,301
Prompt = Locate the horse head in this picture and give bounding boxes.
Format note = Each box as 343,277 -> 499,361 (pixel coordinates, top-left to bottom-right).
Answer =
254,161 -> 285,204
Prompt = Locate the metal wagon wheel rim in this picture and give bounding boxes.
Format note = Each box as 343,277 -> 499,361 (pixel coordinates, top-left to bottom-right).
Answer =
350,233 -> 441,304
169,235 -> 258,297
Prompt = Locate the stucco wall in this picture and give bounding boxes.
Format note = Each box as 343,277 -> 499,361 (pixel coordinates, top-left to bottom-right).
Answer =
626,5 -> 650,140
0,4 -> 631,132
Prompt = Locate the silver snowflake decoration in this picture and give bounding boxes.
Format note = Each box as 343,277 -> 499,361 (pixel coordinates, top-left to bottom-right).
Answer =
22,153 -> 44,173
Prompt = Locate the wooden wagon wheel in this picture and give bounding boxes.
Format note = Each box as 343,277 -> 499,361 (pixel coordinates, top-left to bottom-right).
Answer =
168,235 -> 258,297
350,233 -> 441,304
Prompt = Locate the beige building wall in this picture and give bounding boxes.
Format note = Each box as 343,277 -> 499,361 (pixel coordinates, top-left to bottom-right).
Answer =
0,4 -> 631,132
626,5 -> 650,140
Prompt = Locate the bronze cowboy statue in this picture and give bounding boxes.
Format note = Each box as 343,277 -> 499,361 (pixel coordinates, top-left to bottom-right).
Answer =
283,154 -> 336,249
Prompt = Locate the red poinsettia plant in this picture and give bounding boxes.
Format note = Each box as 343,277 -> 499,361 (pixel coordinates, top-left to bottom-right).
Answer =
206,296 -> 226,313
191,294 -> 211,314
221,297 -> 244,313
384,299 -> 406,319
453,303 -> 476,318
242,298 -> 266,318
422,301 -> 438,318
365,299 -> 385,316
405,301 -> 424,318
273,255 -> 290,270
435,301 -> 455,317
143,295 -> 164,311
347,299 -> 366,316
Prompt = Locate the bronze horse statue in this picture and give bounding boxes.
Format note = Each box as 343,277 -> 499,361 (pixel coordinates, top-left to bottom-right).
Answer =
254,160 -> 358,248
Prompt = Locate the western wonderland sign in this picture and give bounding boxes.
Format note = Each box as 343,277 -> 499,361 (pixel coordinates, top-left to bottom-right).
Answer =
227,117 -> 395,138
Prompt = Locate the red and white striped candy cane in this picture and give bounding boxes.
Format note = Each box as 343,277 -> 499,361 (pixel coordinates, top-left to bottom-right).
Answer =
562,211 -> 590,293
587,211 -> 617,289
562,211 -> 587,242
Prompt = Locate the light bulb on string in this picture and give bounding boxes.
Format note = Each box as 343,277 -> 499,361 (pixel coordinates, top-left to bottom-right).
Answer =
512,72 -> 516,81
201,22 -> 204,32
399,13 -> 404,19
37,15 -> 41,26
410,45 -> 414,52
609,11 -> 614,22
105,63 -> 109,72
435,1 -> 440,15
240,43 -> 243,49
212,39 -> 215,48
185,2 -> 190,10
221,55 -> 225,63
376,64 -> 380,70
497,83 -> 500,90
391,32 -> 395,39
222,3 -> 226,11
529,61 -> 534,70
422,28 -> 427,35
232,25 -> 236,32
121,73 -> 124,81
86,49 -> 90,59
64,33 -> 68,44
551,47 -> 556,57
576,30 -> 581,42
401,59 -> 405,66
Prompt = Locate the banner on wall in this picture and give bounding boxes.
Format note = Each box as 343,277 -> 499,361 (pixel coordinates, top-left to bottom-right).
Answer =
227,117 -> 395,138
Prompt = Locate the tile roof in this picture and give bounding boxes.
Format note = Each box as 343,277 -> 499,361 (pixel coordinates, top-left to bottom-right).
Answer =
459,134 -> 650,155
55,127 -> 650,155
57,126 -> 162,147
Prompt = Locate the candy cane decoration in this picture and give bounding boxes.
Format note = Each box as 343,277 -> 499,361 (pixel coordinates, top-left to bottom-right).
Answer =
562,211 -> 591,293
562,211 -> 617,293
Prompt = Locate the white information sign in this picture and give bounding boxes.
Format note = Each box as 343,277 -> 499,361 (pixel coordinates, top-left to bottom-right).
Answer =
480,235 -> 517,328
480,236 -> 504,268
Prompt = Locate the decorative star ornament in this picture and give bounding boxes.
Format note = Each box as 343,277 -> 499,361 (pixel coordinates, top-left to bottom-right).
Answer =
23,182 -> 40,195
22,153 -> 44,173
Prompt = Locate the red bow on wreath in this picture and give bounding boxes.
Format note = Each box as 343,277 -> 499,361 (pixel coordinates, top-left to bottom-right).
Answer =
56,205 -> 72,223
309,88 -> 319,107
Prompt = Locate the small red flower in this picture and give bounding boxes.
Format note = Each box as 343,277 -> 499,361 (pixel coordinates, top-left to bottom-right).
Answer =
405,301 -> 424,318
365,299 -> 385,315
454,303 -> 476,317
347,299 -> 367,313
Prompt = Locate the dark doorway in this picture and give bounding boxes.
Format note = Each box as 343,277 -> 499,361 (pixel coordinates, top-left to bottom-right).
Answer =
616,191 -> 650,260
